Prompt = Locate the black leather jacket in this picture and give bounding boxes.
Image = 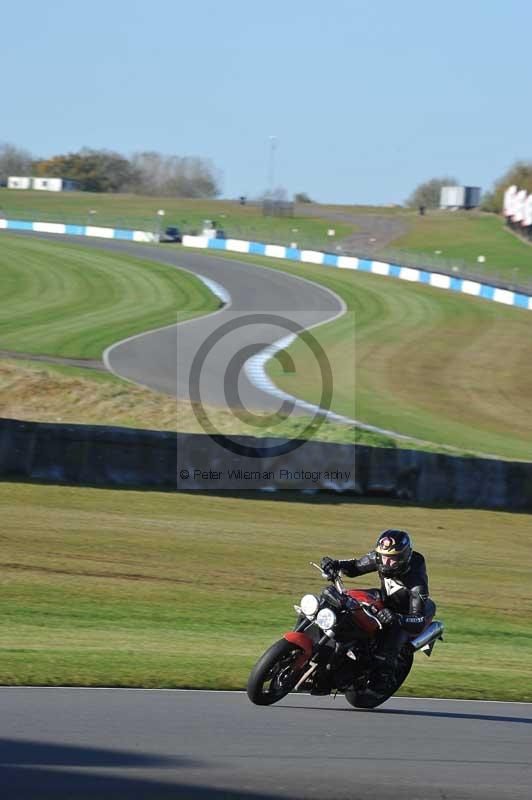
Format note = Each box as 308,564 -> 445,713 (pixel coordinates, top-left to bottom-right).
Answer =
338,550 -> 433,634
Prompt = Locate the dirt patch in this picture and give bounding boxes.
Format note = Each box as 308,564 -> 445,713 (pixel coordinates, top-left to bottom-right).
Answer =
0,350 -> 104,370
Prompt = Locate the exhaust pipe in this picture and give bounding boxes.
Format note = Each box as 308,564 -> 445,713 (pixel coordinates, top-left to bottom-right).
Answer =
409,621 -> 444,652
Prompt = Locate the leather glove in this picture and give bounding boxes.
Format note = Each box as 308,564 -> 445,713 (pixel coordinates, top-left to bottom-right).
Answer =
320,556 -> 340,576
377,607 -> 397,627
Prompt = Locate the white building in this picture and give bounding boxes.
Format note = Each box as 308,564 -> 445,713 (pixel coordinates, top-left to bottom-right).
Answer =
440,186 -> 481,210
7,176 -> 79,192
7,176 -> 32,190
32,177 -> 79,192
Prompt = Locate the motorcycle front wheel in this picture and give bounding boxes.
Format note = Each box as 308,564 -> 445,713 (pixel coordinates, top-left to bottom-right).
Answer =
247,639 -> 307,706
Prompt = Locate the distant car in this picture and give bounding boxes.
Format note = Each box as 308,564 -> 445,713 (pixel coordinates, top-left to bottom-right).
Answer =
161,226 -> 182,243
215,228 -> 226,239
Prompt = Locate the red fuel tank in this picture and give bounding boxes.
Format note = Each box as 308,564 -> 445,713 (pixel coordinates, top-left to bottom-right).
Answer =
346,589 -> 384,634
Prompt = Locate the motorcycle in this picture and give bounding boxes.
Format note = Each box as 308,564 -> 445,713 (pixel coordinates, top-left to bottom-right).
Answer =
247,561 -> 444,709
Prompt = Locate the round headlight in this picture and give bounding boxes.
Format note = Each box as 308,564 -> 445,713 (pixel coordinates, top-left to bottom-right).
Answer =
316,608 -> 337,630
300,594 -> 319,617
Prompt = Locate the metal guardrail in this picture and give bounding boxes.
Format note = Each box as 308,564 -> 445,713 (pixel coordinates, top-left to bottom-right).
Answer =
1,206 -> 530,294
211,225 -> 532,294
337,244 -> 532,295
0,206 -> 160,233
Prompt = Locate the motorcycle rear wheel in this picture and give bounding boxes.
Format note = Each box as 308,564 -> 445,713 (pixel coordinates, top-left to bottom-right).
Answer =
344,649 -> 413,710
247,639 -> 306,706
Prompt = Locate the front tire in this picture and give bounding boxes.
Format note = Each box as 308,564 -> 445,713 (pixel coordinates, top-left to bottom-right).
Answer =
345,649 -> 413,710
247,639 -> 306,706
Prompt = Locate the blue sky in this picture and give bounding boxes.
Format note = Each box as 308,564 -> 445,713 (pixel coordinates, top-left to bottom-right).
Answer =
2,0 -> 531,204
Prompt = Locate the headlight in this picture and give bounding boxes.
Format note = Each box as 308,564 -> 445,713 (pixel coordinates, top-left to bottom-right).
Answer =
300,594 -> 319,617
316,608 -> 336,630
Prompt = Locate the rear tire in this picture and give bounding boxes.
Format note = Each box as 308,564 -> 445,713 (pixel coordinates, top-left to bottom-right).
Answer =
247,639 -> 306,706
345,649 -> 413,710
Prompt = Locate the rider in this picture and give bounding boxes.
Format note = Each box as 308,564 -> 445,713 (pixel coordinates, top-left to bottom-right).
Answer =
320,529 -> 435,691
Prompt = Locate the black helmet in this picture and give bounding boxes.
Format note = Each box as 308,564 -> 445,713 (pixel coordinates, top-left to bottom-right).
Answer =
375,530 -> 412,577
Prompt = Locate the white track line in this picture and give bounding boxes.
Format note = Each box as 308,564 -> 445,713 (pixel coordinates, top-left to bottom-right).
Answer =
103,253 -> 507,457
195,274 -> 231,305
102,269 -> 232,389
231,260 -> 504,455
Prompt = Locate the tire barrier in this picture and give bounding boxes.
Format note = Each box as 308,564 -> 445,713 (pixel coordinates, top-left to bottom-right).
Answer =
1,417 -> 531,510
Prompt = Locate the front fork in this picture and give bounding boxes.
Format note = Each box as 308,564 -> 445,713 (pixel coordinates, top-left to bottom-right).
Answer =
286,619 -> 343,691
293,614 -> 314,634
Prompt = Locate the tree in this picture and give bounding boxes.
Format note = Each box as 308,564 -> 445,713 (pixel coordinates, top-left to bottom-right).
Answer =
294,192 -> 313,203
0,143 -> 34,182
481,161 -> 532,213
34,148 -> 137,192
18,145 -> 221,196
166,156 -> 221,198
407,176 -> 459,209
128,152 -> 221,197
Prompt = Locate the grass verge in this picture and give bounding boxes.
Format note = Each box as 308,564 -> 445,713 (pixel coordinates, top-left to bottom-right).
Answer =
3,232 -> 532,459
0,233 -> 219,358
0,359 -> 466,455
0,482 -> 530,701
186,248 -> 532,460
383,210 -> 532,282
0,190 -> 354,247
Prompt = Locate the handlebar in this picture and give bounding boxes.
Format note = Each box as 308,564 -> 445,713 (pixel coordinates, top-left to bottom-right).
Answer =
309,561 -> 383,629
309,560 -> 346,596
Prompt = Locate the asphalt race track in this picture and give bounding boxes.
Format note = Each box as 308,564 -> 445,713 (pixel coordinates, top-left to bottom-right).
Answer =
101,244 -> 344,411
1,232 -> 344,414
1,688 -> 531,799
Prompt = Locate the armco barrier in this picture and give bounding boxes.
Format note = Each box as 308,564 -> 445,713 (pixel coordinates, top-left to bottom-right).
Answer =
0,218 -> 157,243
2,219 -> 531,309
1,417 -> 531,510
181,235 -> 532,311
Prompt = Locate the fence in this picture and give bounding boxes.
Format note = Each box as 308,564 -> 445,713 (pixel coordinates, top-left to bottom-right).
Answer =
1,206 -> 530,294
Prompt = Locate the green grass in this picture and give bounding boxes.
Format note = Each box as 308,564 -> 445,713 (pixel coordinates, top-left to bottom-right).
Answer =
0,482 -> 531,701
1,358 -> 472,456
3,188 -> 530,283
0,233 -> 219,358
3,233 -> 532,459
0,189 -> 354,248
189,248 -> 532,460
0,235 -> 470,454
382,210 -> 532,283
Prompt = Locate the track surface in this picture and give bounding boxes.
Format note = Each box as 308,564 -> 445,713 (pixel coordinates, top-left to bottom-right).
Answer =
1,688 -> 531,799
102,245 -> 342,411
1,232 -> 343,413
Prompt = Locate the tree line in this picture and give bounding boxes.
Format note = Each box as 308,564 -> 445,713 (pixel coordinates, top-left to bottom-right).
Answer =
0,143 -> 221,197
407,162 -> 532,212
2,140 -> 530,210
